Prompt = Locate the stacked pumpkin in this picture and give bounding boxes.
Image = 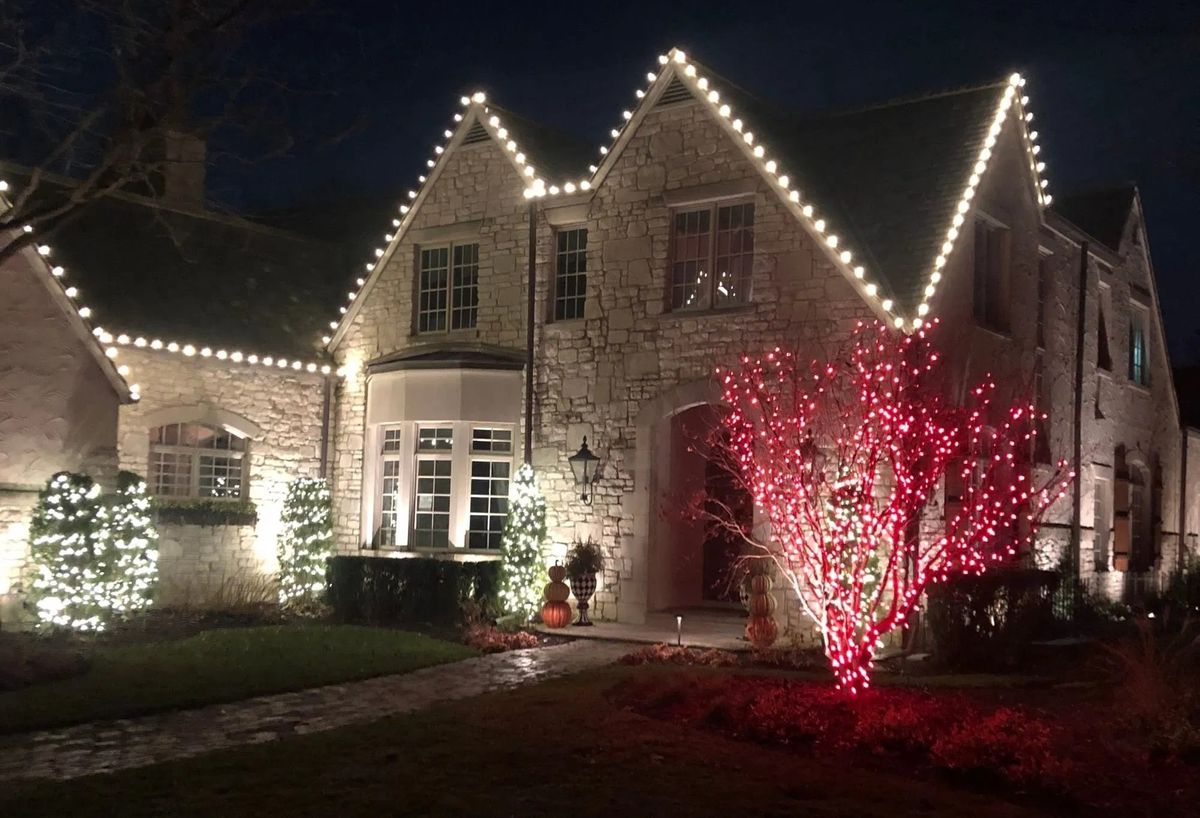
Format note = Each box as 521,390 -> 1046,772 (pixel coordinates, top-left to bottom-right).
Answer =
541,562 -> 572,628
744,567 -> 778,648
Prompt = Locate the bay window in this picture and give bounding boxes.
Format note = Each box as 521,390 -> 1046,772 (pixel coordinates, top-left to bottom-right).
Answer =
370,421 -> 515,551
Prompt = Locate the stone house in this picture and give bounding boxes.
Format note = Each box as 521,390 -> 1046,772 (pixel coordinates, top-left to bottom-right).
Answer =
0,47 -> 1194,628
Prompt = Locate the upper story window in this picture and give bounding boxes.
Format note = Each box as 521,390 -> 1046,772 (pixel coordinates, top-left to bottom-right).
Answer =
417,243 -> 478,334
1097,283 -> 1113,372
553,228 -> 588,321
1129,306 -> 1150,386
972,219 -> 1011,332
1036,254 -> 1050,349
669,201 -> 755,311
149,422 -> 247,499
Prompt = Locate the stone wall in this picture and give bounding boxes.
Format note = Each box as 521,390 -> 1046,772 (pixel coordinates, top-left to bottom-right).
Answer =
155,521 -> 263,606
116,348 -> 328,590
329,83 -> 1190,627
0,247 -> 121,611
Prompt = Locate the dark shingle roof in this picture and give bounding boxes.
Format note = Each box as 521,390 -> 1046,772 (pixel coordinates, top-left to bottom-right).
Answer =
1051,185 -> 1135,252
681,62 -> 1006,312
486,105 -> 595,184
24,183 -> 348,359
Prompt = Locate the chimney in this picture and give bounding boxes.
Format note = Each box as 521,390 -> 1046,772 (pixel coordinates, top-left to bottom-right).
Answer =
161,129 -> 206,210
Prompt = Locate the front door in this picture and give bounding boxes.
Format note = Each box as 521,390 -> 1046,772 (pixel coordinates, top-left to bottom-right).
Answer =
700,435 -> 752,603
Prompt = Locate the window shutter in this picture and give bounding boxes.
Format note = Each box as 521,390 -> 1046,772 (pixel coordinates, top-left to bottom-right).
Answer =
993,227 -> 1012,329
1113,477 -> 1131,571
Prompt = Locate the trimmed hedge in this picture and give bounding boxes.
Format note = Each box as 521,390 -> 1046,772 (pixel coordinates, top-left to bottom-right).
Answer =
153,497 -> 258,526
327,556 -> 501,625
927,569 -> 1059,670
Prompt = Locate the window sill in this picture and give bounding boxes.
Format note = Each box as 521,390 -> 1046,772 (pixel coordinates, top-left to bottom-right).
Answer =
367,545 -> 502,562
544,317 -> 588,331
973,322 -> 1012,342
660,303 -> 756,322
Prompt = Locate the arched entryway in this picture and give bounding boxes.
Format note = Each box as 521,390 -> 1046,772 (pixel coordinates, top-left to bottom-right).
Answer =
645,403 -> 753,613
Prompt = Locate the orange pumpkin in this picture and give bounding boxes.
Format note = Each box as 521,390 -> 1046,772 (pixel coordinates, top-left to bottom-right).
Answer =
747,592 -> 776,617
544,581 -> 570,603
541,600 -> 572,629
748,573 -> 773,595
548,563 -> 567,583
745,615 -> 778,648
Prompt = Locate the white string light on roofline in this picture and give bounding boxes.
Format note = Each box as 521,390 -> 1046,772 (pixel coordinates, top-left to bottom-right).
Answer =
91,327 -> 334,376
0,213 -> 139,400
325,49 -> 1055,338
1,181 -> 339,398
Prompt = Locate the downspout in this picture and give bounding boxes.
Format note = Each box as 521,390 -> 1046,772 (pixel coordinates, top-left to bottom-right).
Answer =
1180,426 -> 1188,572
318,374 -> 333,479
524,201 -> 537,465
1070,241 -> 1089,578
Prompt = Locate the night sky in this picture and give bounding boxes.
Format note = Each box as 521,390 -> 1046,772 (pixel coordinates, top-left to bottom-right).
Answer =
212,0 -> 1198,359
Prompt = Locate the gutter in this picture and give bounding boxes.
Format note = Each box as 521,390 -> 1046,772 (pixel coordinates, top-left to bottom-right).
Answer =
1070,240 -> 1088,576
524,200 -> 537,465
319,374 -> 333,479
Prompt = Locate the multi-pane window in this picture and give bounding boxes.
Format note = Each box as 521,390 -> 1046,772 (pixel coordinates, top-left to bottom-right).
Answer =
417,427 -> 453,451
669,202 -> 754,311
471,428 -> 513,453
451,244 -> 479,330
417,243 -> 478,333
413,426 -> 453,549
377,429 -> 404,546
553,228 -> 588,321
468,460 -> 510,549
1097,284 -> 1113,371
1129,309 -> 1149,386
1093,479 -> 1111,572
372,423 -> 515,550
149,422 -> 246,499
1036,255 -> 1050,349
973,220 -> 1011,331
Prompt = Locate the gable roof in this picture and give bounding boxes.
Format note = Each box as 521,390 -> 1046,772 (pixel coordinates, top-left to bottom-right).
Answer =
1,167 -> 347,362
1051,185 -> 1135,252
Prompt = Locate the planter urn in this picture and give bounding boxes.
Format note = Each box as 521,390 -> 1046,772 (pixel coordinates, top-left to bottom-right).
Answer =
569,573 -> 597,626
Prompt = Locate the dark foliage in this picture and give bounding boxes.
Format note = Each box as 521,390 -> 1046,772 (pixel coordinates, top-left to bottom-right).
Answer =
153,498 -> 258,527
927,569 -> 1059,669
327,556 -> 500,626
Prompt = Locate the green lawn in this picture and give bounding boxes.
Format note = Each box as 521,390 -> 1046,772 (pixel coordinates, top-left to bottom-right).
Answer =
0,625 -> 474,735
2,666 -> 1070,818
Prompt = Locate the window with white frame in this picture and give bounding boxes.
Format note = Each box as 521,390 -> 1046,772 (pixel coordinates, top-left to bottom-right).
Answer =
372,422 -> 516,550
413,426 -> 454,548
669,201 -> 754,311
149,422 -> 247,499
553,228 -> 588,321
417,243 -> 478,333
377,429 -> 404,546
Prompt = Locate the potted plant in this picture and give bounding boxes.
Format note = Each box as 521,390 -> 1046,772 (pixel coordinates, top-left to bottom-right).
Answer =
564,536 -> 603,626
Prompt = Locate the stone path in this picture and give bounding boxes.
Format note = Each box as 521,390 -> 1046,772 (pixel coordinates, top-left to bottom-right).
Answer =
0,639 -> 628,782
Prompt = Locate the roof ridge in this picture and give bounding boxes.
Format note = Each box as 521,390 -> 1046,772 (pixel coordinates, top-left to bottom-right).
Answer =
798,79 -> 1010,121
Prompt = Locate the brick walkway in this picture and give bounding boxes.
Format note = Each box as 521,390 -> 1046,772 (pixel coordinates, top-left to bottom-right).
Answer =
0,639 -> 628,782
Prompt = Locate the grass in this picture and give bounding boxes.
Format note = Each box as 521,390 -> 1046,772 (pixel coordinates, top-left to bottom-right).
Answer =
2,665 -> 1077,818
0,624 -> 474,735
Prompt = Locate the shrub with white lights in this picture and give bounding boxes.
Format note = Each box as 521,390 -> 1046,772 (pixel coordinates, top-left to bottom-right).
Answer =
498,463 -> 547,622
27,471 -> 159,631
277,477 -> 334,607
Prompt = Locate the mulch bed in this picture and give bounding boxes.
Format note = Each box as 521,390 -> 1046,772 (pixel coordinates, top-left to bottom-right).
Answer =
609,665 -> 1199,817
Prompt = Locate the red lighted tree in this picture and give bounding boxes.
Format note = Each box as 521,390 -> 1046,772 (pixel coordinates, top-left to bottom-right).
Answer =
712,322 -> 1072,693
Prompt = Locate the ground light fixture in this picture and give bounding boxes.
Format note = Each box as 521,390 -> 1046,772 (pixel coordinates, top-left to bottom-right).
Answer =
567,436 -> 601,505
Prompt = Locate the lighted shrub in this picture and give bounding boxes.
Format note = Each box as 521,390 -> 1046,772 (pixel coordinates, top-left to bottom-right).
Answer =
27,471 -> 159,631
277,477 -> 334,608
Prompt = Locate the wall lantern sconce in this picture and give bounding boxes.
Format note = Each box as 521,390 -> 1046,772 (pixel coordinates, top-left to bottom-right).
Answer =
567,436 -> 602,505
